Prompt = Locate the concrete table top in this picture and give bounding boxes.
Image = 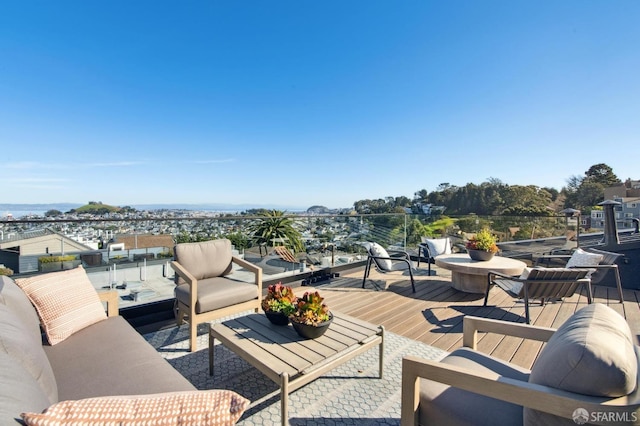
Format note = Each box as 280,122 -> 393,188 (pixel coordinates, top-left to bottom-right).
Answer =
435,253 -> 527,293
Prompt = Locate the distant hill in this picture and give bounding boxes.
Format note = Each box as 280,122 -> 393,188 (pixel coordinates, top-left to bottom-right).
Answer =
72,202 -> 120,214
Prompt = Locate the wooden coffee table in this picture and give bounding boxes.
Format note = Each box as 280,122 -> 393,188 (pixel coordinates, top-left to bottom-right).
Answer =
209,312 -> 384,425
435,254 -> 527,293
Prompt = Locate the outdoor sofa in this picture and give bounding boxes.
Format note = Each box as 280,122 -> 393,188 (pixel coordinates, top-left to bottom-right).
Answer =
0,267 -> 249,425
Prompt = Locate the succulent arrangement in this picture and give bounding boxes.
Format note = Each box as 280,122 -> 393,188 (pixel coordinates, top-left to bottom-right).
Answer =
261,283 -> 296,316
289,291 -> 331,326
465,228 -> 499,253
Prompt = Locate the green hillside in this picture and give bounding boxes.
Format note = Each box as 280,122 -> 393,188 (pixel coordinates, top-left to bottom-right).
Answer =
72,201 -> 120,214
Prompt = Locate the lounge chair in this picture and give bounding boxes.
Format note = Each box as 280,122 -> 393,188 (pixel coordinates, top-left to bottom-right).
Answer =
484,267 -> 591,324
416,237 -> 452,276
535,247 -> 624,303
362,242 -> 416,292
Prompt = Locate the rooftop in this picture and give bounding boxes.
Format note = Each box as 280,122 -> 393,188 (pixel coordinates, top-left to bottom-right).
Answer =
138,261 -> 640,423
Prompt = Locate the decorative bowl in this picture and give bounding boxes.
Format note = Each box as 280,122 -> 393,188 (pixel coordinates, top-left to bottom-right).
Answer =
291,313 -> 333,339
468,249 -> 495,261
264,310 -> 290,326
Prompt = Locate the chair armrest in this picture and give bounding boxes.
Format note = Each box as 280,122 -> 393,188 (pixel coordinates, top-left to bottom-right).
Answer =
171,260 -> 199,309
488,270 -> 523,281
462,316 -> 556,349
232,256 -> 263,293
534,254 -> 571,266
418,243 -> 434,259
400,355 -> 634,426
98,290 -> 119,317
171,260 -> 197,285
387,249 -> 410,259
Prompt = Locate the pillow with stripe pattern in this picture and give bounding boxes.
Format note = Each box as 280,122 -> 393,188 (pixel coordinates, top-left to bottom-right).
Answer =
21,390 -> 250,426
15,266 -> 107,345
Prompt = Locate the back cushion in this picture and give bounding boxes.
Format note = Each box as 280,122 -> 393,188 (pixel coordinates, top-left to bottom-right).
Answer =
421,237 -> 452,256
0,352 -> 52,423
525,303 -> 637,424
0,304 -> 58,404
0,276 -> 41,337
175,239 -> 233,283
367,242 -> 392,271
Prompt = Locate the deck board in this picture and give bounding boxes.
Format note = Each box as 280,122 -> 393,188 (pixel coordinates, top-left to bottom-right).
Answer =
304,264 -> 640,369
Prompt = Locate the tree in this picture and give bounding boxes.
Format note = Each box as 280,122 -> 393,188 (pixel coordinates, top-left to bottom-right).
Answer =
45,209 -> 62,217
248,210 -> 304,253
585,163 -> 621,187
563,163 -> 621,211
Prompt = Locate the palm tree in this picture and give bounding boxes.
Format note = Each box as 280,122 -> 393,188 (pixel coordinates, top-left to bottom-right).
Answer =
248,210 -> 304,253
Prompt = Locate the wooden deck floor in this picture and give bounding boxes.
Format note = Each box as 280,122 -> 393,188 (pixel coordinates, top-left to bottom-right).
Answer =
304,265 -> 640,370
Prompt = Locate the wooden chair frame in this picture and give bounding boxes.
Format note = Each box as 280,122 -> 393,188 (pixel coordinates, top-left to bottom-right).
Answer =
401,316 -> 640,426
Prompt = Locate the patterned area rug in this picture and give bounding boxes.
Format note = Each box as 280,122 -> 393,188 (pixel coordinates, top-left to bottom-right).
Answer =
144,319 -> 447,425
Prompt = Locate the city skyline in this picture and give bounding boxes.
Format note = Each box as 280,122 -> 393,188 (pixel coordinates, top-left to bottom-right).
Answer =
2,1 -> 639,208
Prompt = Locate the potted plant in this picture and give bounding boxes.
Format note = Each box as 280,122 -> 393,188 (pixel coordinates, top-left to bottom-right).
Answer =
465,228 -> 499,261
261,283 -> 296,325
289,290 -> 332,339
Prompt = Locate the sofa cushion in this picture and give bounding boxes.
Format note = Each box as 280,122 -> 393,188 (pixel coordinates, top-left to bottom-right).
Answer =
0,304 -> 58,404
21,390 -> 250,426
175,278 -> 258,314
174,239 -> 233,285
0,352 -> 52,424
44,316 -> 195,400
15,266 -> 107,345
0,276 -> 41,337
525,303 -> 637,425
419,347 -> 529,426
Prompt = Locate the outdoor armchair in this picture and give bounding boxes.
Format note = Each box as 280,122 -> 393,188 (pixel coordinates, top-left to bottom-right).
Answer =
535,247 -> 624,303
401,304 -> 640,426
172,238 -> 262,351
484,267 -> 591,324
362,242 -> 416,292
416,237 -> 452,276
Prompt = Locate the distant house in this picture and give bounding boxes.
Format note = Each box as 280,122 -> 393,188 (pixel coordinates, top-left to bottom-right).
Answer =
590,197 -> 640,230
0,228 -> 93,274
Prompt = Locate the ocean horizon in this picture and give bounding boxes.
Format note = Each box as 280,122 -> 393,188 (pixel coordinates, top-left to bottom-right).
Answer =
0,203 -> 311,219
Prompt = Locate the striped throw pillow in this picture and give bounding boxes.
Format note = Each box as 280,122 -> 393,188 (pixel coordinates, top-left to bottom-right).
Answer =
15,266 -> 107,345
21,390 -> 250,426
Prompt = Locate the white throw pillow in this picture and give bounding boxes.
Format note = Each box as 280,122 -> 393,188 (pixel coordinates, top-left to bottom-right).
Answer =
367,242 -> 392,271
421,237 -> 452,257
566,248 -> 603,269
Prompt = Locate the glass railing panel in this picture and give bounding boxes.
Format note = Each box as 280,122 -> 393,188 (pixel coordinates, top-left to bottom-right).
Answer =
0,213 -> 587,308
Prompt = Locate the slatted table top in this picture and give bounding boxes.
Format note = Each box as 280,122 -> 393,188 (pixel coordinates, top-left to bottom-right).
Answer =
210,312 -> 383,383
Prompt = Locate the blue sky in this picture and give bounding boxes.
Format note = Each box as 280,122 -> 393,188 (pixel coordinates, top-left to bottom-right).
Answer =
1,1 -> 639,209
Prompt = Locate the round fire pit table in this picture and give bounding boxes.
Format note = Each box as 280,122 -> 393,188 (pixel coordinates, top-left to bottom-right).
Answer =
435,253 -> 527,294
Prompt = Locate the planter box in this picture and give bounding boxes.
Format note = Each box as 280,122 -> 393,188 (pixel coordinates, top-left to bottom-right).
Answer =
40,262 -> 62,272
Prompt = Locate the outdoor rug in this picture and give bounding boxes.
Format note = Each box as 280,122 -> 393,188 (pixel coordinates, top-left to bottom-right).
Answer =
144,320 -> 447,425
